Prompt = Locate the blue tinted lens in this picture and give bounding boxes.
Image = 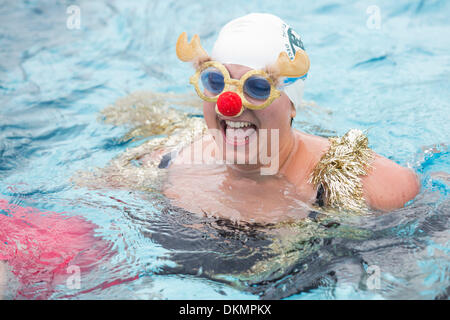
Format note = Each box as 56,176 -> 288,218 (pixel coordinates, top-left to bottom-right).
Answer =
244,76 -> 271,100
200,68 -> 225,95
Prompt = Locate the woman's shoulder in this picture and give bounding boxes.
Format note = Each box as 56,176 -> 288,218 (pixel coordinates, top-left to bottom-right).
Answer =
282,131 -> 331,201
295,131 -> 331,156
294,129 -> 420,212
292,130 -> 331,174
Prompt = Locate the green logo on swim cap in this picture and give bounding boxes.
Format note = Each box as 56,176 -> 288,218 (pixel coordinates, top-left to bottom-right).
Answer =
287,27 -> 304,56
282,25 -> 308,82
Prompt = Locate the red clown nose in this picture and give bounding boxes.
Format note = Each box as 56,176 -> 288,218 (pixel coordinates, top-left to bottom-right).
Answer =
216,91 -> 242,117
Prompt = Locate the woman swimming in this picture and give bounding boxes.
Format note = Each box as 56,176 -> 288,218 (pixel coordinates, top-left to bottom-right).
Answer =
74,13 -> 420,224
157,13 -> 420,222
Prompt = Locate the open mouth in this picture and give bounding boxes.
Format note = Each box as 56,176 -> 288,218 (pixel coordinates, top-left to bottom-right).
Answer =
218,119 -> 258,146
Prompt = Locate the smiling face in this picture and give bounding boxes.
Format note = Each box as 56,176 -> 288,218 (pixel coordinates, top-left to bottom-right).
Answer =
202,64 -> 296,172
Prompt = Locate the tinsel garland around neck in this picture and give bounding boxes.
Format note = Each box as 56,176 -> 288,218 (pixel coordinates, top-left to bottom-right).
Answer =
309,129 -> 375,213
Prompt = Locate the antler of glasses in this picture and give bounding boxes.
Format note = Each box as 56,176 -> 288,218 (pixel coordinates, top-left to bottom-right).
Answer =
273,50 -> 310,78
176,32 -> 209,62
176,31 -> 310,77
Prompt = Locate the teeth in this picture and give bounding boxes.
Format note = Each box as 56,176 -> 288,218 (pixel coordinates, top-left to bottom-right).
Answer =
225,120 -> 253,128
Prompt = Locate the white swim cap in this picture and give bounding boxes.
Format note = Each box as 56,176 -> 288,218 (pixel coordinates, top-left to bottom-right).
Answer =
211,13 -> 307,108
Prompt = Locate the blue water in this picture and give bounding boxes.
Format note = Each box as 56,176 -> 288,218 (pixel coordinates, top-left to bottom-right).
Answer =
0,0 -> 449,299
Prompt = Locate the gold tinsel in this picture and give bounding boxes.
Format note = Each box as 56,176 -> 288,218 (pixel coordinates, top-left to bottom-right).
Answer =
99,90 -> 204,142
309,129 -> 374,213
72,91 -> 207,192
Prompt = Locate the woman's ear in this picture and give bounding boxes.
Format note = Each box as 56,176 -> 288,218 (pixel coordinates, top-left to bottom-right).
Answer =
289,101 -> 296,127
290,101 -> 296,119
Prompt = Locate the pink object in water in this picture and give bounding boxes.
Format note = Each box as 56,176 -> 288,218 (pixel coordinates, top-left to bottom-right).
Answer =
0,198 -> 112,299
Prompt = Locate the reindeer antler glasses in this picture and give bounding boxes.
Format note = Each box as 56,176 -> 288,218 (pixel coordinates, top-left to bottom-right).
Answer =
176,32 -> 310,117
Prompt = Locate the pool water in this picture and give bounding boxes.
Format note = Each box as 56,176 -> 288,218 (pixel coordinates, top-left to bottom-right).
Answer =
0,0 -> 449,299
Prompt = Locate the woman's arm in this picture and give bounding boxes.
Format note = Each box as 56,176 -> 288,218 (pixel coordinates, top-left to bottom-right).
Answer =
362,154 -> 420,211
